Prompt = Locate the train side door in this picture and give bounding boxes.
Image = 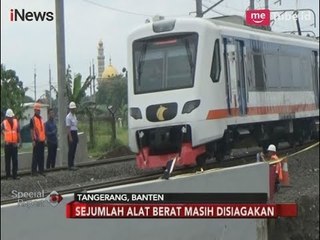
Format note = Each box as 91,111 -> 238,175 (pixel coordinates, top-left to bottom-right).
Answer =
235,40 -> 248,115
223,38 -> 232,114
224,39 -> 237,114
312,51 -> 319,107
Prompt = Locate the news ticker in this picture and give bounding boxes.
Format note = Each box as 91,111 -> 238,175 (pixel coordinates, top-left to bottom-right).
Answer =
66,193 -> 297,219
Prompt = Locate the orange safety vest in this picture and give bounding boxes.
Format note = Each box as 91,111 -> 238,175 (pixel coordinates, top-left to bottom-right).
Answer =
271,154 -> 283,181
32,116 -> 46,142
3,119 -> 19,143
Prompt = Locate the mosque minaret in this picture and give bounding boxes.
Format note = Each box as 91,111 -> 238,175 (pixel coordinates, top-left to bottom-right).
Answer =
97,40 -> 118,83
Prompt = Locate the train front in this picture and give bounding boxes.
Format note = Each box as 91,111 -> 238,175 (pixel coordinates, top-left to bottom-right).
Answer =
127,18 -> 218,169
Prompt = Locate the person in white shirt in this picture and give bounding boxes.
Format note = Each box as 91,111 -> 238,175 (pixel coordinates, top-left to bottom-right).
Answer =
66,102 -> 78,171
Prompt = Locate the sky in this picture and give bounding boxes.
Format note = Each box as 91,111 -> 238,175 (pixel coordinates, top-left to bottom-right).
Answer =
1,0 -> 319,100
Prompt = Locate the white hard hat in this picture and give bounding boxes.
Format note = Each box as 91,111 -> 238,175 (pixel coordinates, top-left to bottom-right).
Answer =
5,109 -> 14,117
69,101 -> 77,109
267,144 -> 276,152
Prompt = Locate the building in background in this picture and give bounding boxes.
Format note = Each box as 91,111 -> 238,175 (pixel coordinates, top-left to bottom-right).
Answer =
96,40 -> 118,84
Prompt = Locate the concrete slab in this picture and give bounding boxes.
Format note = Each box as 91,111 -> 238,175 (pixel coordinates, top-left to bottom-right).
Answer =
1,162 -> 269,240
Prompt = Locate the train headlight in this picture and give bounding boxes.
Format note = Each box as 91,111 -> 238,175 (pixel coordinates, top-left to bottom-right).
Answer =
130,107 -> 142,119
182,100 -> 200,114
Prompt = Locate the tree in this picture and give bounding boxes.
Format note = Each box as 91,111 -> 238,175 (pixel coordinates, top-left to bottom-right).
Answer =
65,65 -> 96,146
65,65 -> 92,106
96,74 -> 127,119
1,64 -> 28,119
24,95 -> 34,103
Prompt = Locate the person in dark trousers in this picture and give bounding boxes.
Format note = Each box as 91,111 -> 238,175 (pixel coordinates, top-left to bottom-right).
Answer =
66,101 -> 78,171
1,109 -> 21,180
45,108 -> 57,169
30,103 -> 46,176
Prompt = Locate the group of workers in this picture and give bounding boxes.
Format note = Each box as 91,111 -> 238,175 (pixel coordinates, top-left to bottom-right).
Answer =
1,101 -> 79,180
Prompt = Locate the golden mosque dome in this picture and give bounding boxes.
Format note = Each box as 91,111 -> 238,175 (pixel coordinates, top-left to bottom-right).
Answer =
101,58 -> 118,79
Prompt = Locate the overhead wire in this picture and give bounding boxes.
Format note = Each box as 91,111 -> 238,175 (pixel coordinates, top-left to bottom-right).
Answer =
82,0 -> 153,17
202,3 -> 225,16
82,0 -> 192,18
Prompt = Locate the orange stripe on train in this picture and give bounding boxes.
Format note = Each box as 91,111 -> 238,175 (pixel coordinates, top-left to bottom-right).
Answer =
206,103 -> 317,120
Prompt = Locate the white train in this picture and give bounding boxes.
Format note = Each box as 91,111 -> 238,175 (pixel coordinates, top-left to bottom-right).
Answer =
127,16 -> 319,169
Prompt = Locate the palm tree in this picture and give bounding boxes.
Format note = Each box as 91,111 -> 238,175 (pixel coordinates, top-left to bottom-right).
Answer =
65,65 -> 96,146
65,65 -> 92,106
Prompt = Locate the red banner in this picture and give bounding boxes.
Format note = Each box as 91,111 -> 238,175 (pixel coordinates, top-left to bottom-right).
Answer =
66,202 -> 297,219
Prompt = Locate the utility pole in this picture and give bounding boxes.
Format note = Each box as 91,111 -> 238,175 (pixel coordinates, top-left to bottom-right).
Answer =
250,0 -> 254,9
92,60 -> 96,103
34,67 -> 37,101
49,65 -> 52,108
294,11 -> 302,35
55,0 -> 68,167
265,0 -> 268,9
89,64 -> 92,98
196,0 -> 203,17
295,0 -> 301,35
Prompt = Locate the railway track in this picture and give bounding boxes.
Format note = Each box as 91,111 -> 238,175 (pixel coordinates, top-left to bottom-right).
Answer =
1,141 -> 317,206
0,155 -> 136,179
1,172 -> 163,206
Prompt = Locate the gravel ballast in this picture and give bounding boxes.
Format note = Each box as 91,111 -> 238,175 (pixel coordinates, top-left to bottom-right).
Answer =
1,160 -> 156,201
269,144 -> 319,240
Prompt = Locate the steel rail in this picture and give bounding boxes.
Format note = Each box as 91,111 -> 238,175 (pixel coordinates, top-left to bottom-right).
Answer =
0,155 -> 136,179
1,141 -> 317,205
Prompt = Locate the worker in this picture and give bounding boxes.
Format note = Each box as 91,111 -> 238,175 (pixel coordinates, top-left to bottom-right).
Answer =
66,101 -> 78,171
266,144 -> 283,192
1,109 -> 21,180
30,103 -> 46,176
45,108 -> 57,169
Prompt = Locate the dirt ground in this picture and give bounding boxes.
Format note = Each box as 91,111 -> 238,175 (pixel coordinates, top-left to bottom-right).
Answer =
268,143 -> 319,240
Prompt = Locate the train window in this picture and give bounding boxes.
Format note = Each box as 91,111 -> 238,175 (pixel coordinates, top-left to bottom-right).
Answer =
279,56 -> 293,88
300,58 -> 313,90
245,53 -> 255,90
253,54 -> 265,90
210,39 -> 221,82
292,57 -> 303,89
132,33 -> 198,94
265,54 -> 280,89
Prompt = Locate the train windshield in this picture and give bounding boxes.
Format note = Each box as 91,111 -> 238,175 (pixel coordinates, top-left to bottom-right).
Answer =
133,33 -> 198,94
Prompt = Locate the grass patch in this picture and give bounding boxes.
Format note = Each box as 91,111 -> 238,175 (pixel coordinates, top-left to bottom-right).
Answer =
1,120 -> 128,158
78,120 -> 129,158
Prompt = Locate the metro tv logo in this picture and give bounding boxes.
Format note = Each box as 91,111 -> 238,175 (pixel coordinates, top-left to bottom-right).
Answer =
246,9 -> 270,26
10,9 -> 54,22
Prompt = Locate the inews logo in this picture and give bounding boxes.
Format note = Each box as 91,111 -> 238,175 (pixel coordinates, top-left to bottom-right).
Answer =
10,9 -> 54,21
246,9 -> 270,26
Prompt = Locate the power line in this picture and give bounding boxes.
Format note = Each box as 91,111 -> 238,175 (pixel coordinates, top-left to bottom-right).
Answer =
202,0 -> 225,16
82,0 -> 190,18
34,67 -> 37,101
82,0 -> 154,17
202,3 -> 225,16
